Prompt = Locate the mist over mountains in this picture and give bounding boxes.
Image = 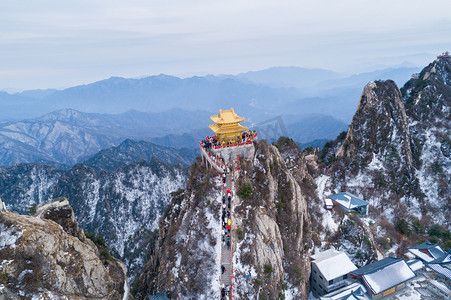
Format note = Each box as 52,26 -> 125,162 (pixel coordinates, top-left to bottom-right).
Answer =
0,65 -> 420,168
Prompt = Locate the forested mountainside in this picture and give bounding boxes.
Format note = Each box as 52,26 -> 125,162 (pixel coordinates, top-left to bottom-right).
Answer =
0,199 -> 130,299
83,139 -> 197,170
318,55 -> 450,256
0,156 -> 187,281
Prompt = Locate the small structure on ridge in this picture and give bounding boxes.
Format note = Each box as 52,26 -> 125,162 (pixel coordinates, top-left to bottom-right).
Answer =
327,192 -> 369,216
0,198 -> 6,213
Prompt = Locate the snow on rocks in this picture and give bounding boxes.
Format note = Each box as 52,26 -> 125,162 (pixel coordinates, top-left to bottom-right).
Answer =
0,222 -> 23,250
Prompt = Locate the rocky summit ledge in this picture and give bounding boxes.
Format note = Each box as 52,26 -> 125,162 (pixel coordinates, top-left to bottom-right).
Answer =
0,199 -> 131,300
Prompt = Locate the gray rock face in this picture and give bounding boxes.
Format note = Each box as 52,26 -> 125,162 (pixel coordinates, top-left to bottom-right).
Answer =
0,202 -> 129,299
233,141 -> 311,299
336,80 -> 413,171
315,57 -> 450,261
137,141 -> 312,299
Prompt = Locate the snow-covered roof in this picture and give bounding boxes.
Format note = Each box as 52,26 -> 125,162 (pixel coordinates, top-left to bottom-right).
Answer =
406,259 -> 424,272
350,258 -> 416,295
427,263 -> 451,280
320,282 -> 370,300
429,251 -> 451,264
430,279 -> 450,295
407,241 -> 445,262
325,197 -> 333,206
311,249 -> 357,281
407,249 -> 434,262
327,192 -> 368,210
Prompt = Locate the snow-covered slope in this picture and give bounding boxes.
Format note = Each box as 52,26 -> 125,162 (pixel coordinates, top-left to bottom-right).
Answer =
0,158 -> 187,281
315,56 -> 450,258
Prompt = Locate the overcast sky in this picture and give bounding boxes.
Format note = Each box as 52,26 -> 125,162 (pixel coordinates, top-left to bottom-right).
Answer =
1,0 -> 451,91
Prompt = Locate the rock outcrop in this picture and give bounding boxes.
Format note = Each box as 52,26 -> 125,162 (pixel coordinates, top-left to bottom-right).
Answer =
233,140 -> 311,299
136,141 -> 312,299
0,199 -> 130,299
137,159 -> 222,299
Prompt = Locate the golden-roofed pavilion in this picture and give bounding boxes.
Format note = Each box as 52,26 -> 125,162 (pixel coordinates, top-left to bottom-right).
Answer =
209,108 -> 248,145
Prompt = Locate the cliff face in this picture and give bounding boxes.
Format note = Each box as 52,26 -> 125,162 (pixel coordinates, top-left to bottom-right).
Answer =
233,141 -> 311,299
137,159 -> 222,299
402,56 -> 451,223
136,141 -> 312,299
327,80 -> 426,219
336,80 -> 413,170
316,57 -> 450,258
0,199 -> 129,299
328,58 -> 451,226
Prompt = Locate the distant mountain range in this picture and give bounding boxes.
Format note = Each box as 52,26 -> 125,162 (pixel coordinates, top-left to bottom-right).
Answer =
1,65 -> 420,121
0,65 -> 421,167
0,108 -> 348,167
0,108 -> 207,167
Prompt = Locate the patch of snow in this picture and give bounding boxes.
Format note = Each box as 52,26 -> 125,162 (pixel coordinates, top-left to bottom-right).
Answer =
315,175 -> 339,233
367,153 -> 385,171
0,223 -> 23,250
122,277 -> 130,300
284,280 -> 300,300
31,291 -> 68,300
17,269 -> 33,282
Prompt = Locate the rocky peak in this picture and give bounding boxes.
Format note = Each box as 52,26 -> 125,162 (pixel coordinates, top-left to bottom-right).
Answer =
35,197 -> 85,241
315,57 -> 450,264
233,140 -> 311,299
0,201 -> 130,299
402,56 -> 451,123
337,80 -> 412,171
423,55 -> 451,85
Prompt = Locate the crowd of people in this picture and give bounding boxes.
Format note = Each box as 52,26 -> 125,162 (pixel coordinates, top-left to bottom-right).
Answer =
220,180 -> 233,299
201,136 -> 220,149
241,129 -> 256,142
221,285 -> 231,299
221,189 -> 232,249
201,130 -> 257,150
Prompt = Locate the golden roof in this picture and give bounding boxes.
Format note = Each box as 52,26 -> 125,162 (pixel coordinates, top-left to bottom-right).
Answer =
210,108 -> 245,125
209,123 -> 248,134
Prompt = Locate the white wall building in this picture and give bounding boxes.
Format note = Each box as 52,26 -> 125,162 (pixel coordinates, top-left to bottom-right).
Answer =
311,249 -> 357,296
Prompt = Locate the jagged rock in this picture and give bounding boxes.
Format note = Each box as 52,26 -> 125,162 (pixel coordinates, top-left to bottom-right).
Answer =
233,140 -> 311,299
336,80 -> 413,170
137,159 -> 221,299
136,141 -> 312,299
0,203 -> 130,299
36,197 -> 85,241
315,56 -> 450,261
402,56 -> 451,224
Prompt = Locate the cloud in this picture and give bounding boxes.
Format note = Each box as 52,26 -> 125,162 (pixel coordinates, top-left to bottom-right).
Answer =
1,0 -> 451,89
